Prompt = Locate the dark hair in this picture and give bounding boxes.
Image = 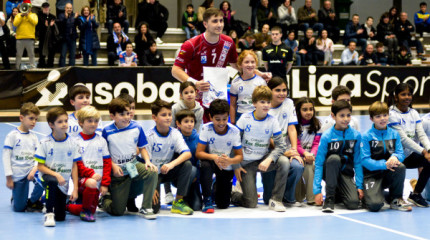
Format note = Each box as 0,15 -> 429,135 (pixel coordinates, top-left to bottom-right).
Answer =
332,100 -> 352,116
387,82 -> 413,108
176,109 -> 196,123
379,12 -> 390,23
352,14 -> 359,18
268,76 -> 288,91
125,41 -> 133,48
180,81 -> 197,94
389,6 -> 399,18
69,84 -> 90,101
47,107 -> 68,126
80,5 -> 90,15
151,99 -> 172,116
420,2 -> 427,7
332,85 -> 351,101
366,16 -> 373,21
108,98 -> 130,115
209,99 -> 230,117
186,4 -> 194,8
136,21 -> 150,35
219,1 -> 231,11
118,91 -> 135,104
203,7 -> 224,22
113,21 -> 122,28
295,97 -> 320,135
376,42 -> 384,48
399,45 -> 408,52
201,0 -> 214,8
20,102 -> 40,116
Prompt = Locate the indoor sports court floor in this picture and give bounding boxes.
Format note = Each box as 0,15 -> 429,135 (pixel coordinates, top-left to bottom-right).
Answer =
1,112 -> 430,240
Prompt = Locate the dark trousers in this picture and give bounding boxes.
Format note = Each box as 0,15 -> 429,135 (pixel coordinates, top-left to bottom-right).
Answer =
42,174 -> 67,221
38,39 -> 55,68
108,51 -> 119,66
323,154 -> 360,210
404,152 -> 430,193
363,164 -> 406,212
200,160 -> 234,209
0,36 -> 11,69
279,23 -> 298,40
148,21 -> 167,38
325,24 -> 340,43
399,39 -> 424,54
415,23 -> 430,37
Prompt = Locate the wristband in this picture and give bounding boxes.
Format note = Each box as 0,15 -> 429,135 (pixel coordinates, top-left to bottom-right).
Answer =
187,77 -> 198,85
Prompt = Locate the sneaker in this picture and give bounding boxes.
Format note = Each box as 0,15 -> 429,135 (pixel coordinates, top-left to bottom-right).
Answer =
390,198 -> 412,212
98,193 -> 111,209
410,179 -> 417,191
44,213 -> 56,227
171,199 -> 194,215
202,197 -> 215,213
27,199 -> 44,212
165,192 -> 174,205
127,198 -> 139,213
408,192 -> 429,207
284,201 -> 303,208
80,210 -> 96,222
155,37 -> 164,45
269,199 -> 286,212
139,208 -> 157,220
418,55 -> 427,61
322,196 -> 335,213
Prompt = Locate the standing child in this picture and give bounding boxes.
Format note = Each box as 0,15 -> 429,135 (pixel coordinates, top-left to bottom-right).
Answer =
388,83 -> 430,207
119,41 -> 138,66
230,50 -> 267,124
196,99 -> 243,213
3,102 -> 44,212
171,81 -> 204,132
421,112 -> 430,201
182,4 -> 198,40
313,100 -> 363,213
294,97 -> 321,205
231,86 -> 289,212
35,107 -> 80,227
361,101 -> 411,212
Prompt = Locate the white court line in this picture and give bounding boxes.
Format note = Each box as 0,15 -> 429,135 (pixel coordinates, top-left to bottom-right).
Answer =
4,123 -> 47,137
333,214 -> 428,240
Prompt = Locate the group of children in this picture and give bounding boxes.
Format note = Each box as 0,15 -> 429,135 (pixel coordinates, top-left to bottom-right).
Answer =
3,53 -> 430,226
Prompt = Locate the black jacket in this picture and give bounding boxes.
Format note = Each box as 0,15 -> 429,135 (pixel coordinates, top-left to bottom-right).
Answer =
135,0 -> 168,27
107,4 -> 127,23
376,22 -> 395,42
107,33 -> 128,54
394,19 -> 414,42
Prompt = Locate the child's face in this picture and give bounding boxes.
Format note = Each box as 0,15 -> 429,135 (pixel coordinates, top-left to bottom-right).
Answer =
371,113 -> 389,130
288,32 -> 295,40
129,102 -> 136,119
181,86 -> 196,104
400,50 -> 407,56
20,113 -> 38,131
150,43 -> 157,53
114,0 -> 121,5
126,44 -> 133,54
80,117 -> 99,135
241,54 -> 256,76
230,31 -> 237,39
377,46 -> 384,53
187,6 -> 193,14
332,108 -> 351,130
152,107 -> 172,129
421,5 -> 427,13
177,116 -> 195,135
395,89 -> 412,108
253,99 -> 271,115
300,103 -> 314,121
49,114 -> 68,135
111,108 -> 131,129
71,93 -> 90,111
271,83 -> 287,106
210,113 -> 229,134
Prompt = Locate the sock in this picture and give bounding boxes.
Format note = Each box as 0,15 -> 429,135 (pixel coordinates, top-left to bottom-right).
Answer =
67,204 -> 83,216
82,188 -> 99,214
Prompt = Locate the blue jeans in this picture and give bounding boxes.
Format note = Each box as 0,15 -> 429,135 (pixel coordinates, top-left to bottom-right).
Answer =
59,38 -> 77,67
423,179 -> 430,201
12,174 -> 44,212
83,50 -> 97,66
108,19 -> 129,34
184,27 -> 198,40
345,37 -> 367,51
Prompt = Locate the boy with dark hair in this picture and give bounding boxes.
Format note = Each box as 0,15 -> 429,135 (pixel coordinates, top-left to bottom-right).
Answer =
375,42 -> 390,66
414,2 -> 430,37
314,100 -> 363,213
147,99 -> 194,215
3,102 -> 44,212
361,101 -> 411,212
196,99 -> 243,213
182,4 -> 198,40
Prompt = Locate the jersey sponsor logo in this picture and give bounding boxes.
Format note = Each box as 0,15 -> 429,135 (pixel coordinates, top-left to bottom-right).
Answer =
98,147 -> 103,153
269,60 -> 281,64
282,113 -> 287,119
170,145 -> 174,150
227,141 -> 232,146
239,86 -> 243,93
176,57 -> 185,62
67,150 -> 72,156
201,55 -> 207,64
179,50 -> 186,55
265,129 -> 270,134
216,41 -> 231,67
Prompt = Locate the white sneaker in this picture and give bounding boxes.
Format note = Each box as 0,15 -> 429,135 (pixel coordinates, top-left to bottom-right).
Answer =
155,37 -> 164,45
269,199 -> 286,212
44,213 -> 56,227
139,208 -> 157,220
165,192 -> 174,205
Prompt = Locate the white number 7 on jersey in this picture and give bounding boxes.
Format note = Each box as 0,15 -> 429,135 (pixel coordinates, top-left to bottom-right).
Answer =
212,53 -> 217,64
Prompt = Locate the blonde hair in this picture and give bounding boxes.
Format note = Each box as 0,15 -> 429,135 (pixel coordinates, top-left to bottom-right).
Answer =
237,50 -> 258,72
76,106 -> 101,123
369,101 -> 389,118
252,85 -> 272,103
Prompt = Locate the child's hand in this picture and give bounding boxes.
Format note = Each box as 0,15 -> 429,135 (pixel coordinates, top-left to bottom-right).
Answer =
218,154 -> 232,169
357,189 -> 364,200
6,177 -> 14,190
146,161 -> 158,172
303,152 -> 315,163
152,189 -> 159,205
56,173 -> 66,186
100,186 -> 108,196
70,188 -> 78,202
293,156 -> 304,166
161,163 -> 173,174
234,167 -> 247,182
112,164 -> 124,177
258,158 -> 272,172
315,193 -> 323,206
92,173 -> 102,181
27,168 -> 37,181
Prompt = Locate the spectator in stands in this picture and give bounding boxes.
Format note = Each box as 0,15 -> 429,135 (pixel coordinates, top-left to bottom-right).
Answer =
250,0 -> 260,30
359,43 -> 377,66
182,4 -> 198,40
13,0 -> 37,69
135,21 -> 154,67
0,10 -> 11,69
377,12 -> 398,60
344,14 -> 366,51
37,2 -> 57,68
298,28 -> 322,66
197,0 -> 214,33
318,0 -> 339,43
78,5 -> 100,66
106,0 -> 129,34
395,46 -> 412,66
238,30 -> 257,52
257,0 -> 277,30
277,0 -> 297,39
143,40 -> 164,66
55,0 -> 69,17
414,2 -> 430,37
340,40 -> 359,65
361,16 -> 376,42
316,29 -> 334,66
107,22 -> 128,66
395,12 -> 426,60
297,0 -> 323,35
135,0 -> 168,45
119,41 -> 137,66
6,7 -> 18,57
375,42 -> 390,66
220,1 -> 236,35
229,30 -> 239,50
254,23 -> 271,50
388,6 -> 399,25
6,0 -> 22,20
262,26 -> 293,80
284,30 -> 301,66
57,3 -> 78,67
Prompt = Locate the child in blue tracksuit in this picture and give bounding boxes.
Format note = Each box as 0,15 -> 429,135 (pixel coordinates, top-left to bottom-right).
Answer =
313,100 -> 363,213
361,101 -> 411,212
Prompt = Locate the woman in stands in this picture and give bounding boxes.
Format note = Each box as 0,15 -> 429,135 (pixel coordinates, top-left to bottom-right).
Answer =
135,21 -> 154,66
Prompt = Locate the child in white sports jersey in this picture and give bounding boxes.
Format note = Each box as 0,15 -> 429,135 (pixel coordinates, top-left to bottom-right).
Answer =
68,84 -> 103,137
35,107 -> 80,227
171,82 -> 204,132
100,98 -> 158,219
66,106 -> 112,222
230,50 -> 267,124
146,100 -> 194,215
3,103 -> 44,212
231,86 -> 289,212
196,99 -> 243,213
388,83 -> 430,207
421,111 -> 430,201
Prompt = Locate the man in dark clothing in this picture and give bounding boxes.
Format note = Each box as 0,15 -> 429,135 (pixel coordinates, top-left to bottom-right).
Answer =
37,2 -> 57,68
57,3 -> 78,67
359,44 -> 377,66
297,0 -> 323,35
262,26 -> 293,80
107,22 -> 129,66
106,0 -> 129,34
344,14 -> 366,51
298,28 -> 322,66
395,12 -> 426,60
257,0 -> 277,30
135,0 -> 168,44
318,0 -> 339,43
